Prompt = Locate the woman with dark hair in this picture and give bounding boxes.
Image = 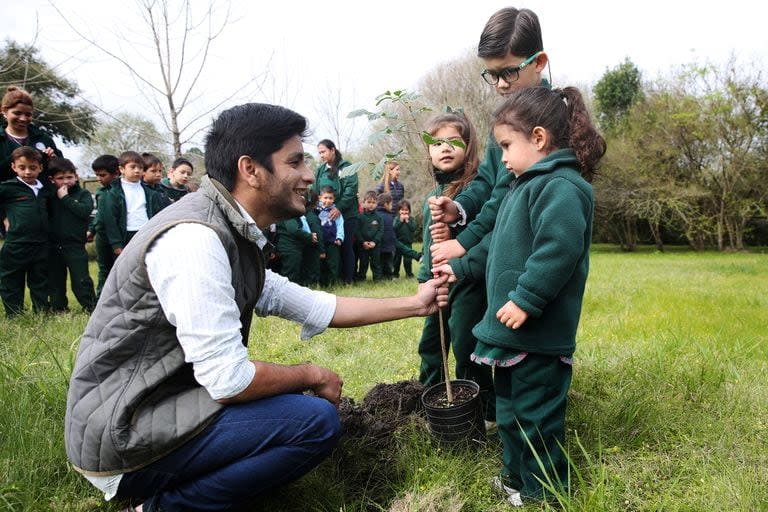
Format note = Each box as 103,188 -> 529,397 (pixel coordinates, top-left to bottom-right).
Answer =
1,86 -> 63,181
313,139 -> 359,284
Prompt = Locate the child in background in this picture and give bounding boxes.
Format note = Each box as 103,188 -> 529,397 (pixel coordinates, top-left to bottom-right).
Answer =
317,185 -> 344,286
274,216 -> 312,283
393,199 -> 420,278
375,160 -> 405,211
301,191 -> 324,287
47,157 -> 96,312
141,152 -> 171,210
416,111 -> 495,432
436,87 -> 605,505
88,155 -> 119,296
99,150 -> 161,256
375,192 -> 396,280
0,146 -> 51,316
161,157 -> 193,202
355,190 -> 382,281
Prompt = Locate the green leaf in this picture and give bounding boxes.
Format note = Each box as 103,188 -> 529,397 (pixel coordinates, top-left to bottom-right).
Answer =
338,161 -> 366,179
369,157 -> 387,181
347,108 -> 373,119
421,132 -> 439,145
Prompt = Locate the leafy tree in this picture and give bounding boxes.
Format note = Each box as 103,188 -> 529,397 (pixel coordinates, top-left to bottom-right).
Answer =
593,58 -> 643,133
0,40 -> 97,144
80,112 -> 168,169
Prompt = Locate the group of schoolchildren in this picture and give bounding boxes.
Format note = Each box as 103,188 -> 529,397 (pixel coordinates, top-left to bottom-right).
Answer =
269,178 -> 422,287
0,147 -> 192,317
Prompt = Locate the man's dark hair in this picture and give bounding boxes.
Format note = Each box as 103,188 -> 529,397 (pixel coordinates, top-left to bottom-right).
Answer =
478,7 -> 543,59
205,103 -> 308,191
91,154 -> 120,174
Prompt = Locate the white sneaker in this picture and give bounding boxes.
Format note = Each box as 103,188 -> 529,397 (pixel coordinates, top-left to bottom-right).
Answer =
491,476 -> 524,507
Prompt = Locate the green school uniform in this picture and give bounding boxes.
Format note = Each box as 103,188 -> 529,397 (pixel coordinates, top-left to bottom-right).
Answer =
355,209 -> 382,280
91,184 -> 115,297
48,183 -> 96,312
275,217 -> 312,283
456,149 -> 593,499
159,177 -> 189,202
393,216 -> 418,278
301,209 -> 324,287
0,178 -> 51,315
0,124 -> 63,182
98,180 -> 162,251
313,160 -> 358,221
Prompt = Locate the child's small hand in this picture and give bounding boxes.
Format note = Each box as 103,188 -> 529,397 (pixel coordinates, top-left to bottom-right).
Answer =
428,196 -> 458,223
399,213 -> 410,222
497,300 -> 528,330
311,233 -> 318,244
319,252 -> 326,260
429,222 -> 450,243
431,263 -> 457,283
431,239 -> 466,266
86,231 -> 94,242
57,185 -> 69,198
335,239 -> 342,246
114,248 -> 123,256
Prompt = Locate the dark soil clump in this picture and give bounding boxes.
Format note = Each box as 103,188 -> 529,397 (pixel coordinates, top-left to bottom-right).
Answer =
422,382 -> 477,408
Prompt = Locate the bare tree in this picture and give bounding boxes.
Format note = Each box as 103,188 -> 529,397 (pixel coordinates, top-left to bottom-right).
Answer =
50,0 -> 268,157
313,82 -> 359,151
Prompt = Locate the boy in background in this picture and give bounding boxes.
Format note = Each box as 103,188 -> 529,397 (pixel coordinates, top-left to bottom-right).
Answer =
376,192 -> 396,280
161,157 -> 193,202
274,216 -> 312,283
301,191 -> 324,287
317,185 -> 344,286
0,146 -> 51,316
355,190 -> 382,281
393,199 -> 420,278
141,153 -> 171,210
88,155 -> 119,296
47,157 -> 96,312
99,151 -> 161,256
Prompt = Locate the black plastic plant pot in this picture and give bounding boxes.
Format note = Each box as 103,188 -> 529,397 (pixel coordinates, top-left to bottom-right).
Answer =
421,379 -> 485,445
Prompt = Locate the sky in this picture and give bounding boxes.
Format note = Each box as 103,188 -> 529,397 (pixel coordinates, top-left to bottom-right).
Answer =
2,0 -> 767,170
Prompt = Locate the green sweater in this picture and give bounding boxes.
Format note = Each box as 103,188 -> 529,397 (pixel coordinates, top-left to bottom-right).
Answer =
393,217 -> 416,244
313,160 -> 359,220
357,210 -> 382,244
49,183 -> 94,246
460,149 -> 593,356
0,124 -> 63,182
99,180 -> 162,250
159,178 -> 189,202
0,178 -> 51,244
305,209 -> 325,253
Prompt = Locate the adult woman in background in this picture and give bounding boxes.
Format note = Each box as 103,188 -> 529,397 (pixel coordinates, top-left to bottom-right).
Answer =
1,86 -> 62,181
314,139 -> 359,284
375,160 -> 405,211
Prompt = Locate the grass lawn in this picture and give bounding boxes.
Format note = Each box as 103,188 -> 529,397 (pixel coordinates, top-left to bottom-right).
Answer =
1,247 -> 766,511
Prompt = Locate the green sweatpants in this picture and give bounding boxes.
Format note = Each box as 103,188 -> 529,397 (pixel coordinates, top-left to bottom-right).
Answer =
417,278 -> 495,421
48,243 -> 96,312
94,233 -> 116,297
0,242 -> 49,317
494,354 -> 572,499
319,244 -> 341,286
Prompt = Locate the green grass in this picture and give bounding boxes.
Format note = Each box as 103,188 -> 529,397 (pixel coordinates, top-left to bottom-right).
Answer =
1,250 -> 766,511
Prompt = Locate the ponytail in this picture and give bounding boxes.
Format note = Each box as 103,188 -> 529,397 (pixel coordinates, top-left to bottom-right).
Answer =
560,87 -> 606,182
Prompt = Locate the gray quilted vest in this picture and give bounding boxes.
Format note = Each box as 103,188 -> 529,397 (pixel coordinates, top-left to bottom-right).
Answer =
65,176 -> 265,475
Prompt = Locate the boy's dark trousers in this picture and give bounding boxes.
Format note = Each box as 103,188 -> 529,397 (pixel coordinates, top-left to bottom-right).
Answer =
0,242 -> 50,317
301,244 -> 323,287
393,248 -> 413,278
356,245 -> 380,281
94,233 -> 116,297
495,354 -> 571,499
320,244 -> 341,286
380,251 -> 395,279
277,244 -> 304,283
417,277 -> 495,421
48,243 -> 96,312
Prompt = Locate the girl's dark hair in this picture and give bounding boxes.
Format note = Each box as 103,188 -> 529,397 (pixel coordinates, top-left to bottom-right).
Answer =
398,199 -> 411,212
424,112 -> 479,199
478,8 -> 543,59
493,86 -> 606,181
318,139 -> 343,178
171,157 -> 193,170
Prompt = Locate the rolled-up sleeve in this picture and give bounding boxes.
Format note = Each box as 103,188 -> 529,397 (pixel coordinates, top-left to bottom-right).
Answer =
255,270 -> 337,340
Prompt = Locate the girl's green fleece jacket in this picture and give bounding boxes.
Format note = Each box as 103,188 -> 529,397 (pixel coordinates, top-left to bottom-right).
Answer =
454,149 -> 593,356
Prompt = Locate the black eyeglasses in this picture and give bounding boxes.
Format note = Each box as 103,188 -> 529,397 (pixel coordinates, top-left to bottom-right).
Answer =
481,52 -> 541,86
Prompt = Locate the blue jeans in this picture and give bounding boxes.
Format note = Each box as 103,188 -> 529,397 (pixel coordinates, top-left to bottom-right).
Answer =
117,394 -> 341,511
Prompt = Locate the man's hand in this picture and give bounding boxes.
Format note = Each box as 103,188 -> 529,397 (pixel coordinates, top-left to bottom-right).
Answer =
431,239 -> 466,266
431,263 -> 457,283
328,206 -> 341,221
428,196 -> 459,223
57,185 -> 69,199
310,365 -> 344,406
429,222 -> 450,243
497,300 -> 529,330
415,274 -> 450,315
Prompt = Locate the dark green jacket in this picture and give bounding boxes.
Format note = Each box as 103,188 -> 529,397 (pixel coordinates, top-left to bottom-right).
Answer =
49,183 -> 93,246
99,180 -> 162,250
0,124 -> 63,182
453,79 -> 551,251
304,208 -> 325,253
357,210 -> 382,245
462,150 -> 593,356
160,178 -> 189,202
89,184 -> 111,235
275,217 -> 312,256
313,160 -> 359,220
393,217 -> 416,244
0,178 -> 50,244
